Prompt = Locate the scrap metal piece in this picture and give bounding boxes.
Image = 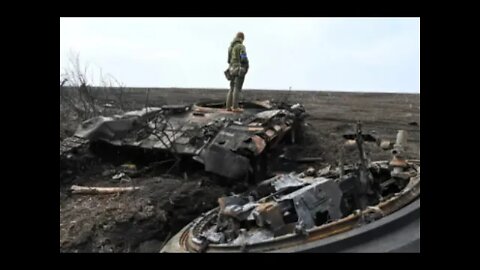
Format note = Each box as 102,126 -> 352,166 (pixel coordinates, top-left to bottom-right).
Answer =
222,203 -> 258,221
60,136 -> 90,157
251,202 -> 286,234
271,174 -> 306,191
294,220 -> 309,236
254,110 -> 283,120
280,177 -> 343,229
200,144 -> 251,180
201,227 -> 225,244
218,195 -> 249,211
74,107 -> 162,141
251,135 -> 267,155
317,165 -> 332,176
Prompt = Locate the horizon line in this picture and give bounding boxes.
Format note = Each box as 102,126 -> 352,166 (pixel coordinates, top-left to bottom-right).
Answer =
78,85 -> 420,94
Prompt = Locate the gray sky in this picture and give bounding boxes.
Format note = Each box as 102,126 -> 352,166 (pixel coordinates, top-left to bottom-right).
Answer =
60,17 -> 420,93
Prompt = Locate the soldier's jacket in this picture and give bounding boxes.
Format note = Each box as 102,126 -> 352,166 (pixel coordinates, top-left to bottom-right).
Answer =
228,37 -> 249,77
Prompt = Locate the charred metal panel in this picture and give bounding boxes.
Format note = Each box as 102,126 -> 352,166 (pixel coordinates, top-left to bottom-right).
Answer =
200,144 -> 251,180
74,107 -> 162,140
279,178 -> 343,229
271,174 -> 306,191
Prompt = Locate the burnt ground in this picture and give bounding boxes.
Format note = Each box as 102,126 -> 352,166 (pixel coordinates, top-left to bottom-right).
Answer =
59,88 -> 420,253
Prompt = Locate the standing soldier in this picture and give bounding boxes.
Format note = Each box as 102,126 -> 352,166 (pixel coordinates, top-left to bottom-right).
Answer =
225,32 -> 249,112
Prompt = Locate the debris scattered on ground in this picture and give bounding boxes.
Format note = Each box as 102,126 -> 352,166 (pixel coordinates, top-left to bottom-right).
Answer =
60,89 -> 419,253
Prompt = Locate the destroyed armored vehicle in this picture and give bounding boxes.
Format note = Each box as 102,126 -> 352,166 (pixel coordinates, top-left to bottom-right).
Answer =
161,125 -> 420,252
60,100 -> 306,182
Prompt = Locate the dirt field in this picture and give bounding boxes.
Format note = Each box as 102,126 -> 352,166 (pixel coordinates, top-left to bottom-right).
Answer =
59,88 -> 420,253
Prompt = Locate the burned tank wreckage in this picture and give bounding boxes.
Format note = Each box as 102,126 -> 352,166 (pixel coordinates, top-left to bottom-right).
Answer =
161,123 -> 420,253
60,99 -> 419,252
60,100 -> 306,182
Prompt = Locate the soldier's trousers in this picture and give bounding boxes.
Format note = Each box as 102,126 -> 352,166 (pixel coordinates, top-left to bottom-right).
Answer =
226,75 -> 245,109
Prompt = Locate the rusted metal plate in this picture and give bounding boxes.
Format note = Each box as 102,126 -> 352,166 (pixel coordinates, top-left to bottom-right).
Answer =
251,135 -> 266,155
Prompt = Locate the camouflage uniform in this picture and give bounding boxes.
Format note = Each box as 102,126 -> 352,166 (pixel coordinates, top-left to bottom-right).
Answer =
226,37 -> 249,109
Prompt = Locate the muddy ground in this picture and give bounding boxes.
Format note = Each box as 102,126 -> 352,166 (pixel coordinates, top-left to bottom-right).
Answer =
59,88 -> 420,253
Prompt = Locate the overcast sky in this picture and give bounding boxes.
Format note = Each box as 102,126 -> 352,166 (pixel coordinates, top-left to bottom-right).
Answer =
60,17 -> 420,93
